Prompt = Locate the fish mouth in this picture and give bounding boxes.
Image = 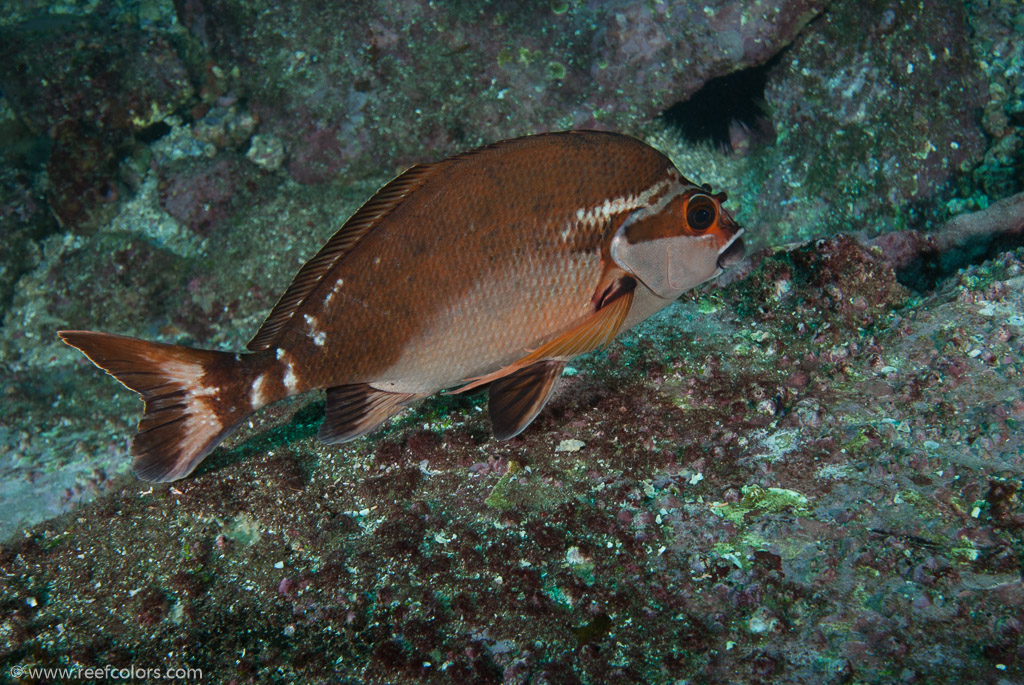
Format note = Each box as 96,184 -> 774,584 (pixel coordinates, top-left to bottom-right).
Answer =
717,230 -> 746,269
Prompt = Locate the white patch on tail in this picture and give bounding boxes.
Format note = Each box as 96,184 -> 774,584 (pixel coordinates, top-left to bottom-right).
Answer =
151,354 -> 226,464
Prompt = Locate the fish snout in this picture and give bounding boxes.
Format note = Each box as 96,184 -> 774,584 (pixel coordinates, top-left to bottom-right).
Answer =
717,233 -> 746,269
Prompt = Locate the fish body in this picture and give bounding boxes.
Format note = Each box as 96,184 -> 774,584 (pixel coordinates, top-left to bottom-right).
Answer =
60,131 -> 745,482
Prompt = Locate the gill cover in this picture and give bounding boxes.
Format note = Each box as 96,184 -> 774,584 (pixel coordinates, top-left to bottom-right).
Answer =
609,211 -> 722,299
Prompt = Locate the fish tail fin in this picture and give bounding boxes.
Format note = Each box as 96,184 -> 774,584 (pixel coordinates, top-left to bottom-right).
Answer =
58,330 -> 255,482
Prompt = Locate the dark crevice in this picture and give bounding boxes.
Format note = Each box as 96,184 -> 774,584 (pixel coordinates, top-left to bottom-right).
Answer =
895,231 -> 1024,292
660,52 -> 785,153
135,120 -> 172,144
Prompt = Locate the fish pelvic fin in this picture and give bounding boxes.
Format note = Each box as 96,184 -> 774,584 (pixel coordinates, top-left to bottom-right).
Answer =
452,275 -> 637,394
58,330 -> 254,482
489,360 -> 566,440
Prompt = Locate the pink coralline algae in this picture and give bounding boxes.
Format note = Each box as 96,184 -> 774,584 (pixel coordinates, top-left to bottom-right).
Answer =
158,156 -> 256,236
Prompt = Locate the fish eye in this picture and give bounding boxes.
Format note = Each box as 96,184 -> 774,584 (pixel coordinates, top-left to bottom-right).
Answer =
687,194 -> 717,231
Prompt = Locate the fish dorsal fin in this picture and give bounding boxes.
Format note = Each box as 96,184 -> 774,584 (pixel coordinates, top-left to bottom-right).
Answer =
489,360 -> 566,440
452,275 -> 636,394
247,162 -> 444,352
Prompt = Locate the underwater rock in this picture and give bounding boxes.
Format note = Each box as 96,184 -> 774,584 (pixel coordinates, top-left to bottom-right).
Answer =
0,17 -> 194,230
0,114 -> 55,316
158,154 -> 261,236
966,0 -> 1024,201
190,105 -> 259,151
753,0 -> 987,246
176,0 -> 828,183
246,133 -> 286,171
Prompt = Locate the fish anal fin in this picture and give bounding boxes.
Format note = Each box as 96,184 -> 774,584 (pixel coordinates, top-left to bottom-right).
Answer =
318,383 -> 423,444
489,360 -> 566,440
452,276 -> 636,394
247,162 -> 445,352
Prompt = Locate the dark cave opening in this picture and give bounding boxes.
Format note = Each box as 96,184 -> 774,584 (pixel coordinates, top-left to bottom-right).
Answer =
660,54 -> 783,153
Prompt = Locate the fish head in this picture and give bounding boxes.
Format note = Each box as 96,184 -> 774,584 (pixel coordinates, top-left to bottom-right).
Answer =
609,179 -> 745,300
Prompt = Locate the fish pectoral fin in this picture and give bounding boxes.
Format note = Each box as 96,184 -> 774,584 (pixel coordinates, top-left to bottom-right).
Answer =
319,384 -> 423,444
489,360 -> 566,440
525,275 -> 636,360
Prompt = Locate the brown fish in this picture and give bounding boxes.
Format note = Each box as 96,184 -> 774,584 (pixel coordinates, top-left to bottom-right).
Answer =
59,131 -> 745,482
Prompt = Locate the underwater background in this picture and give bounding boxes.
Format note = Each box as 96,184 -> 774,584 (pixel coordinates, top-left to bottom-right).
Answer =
1,0 -> 1023,682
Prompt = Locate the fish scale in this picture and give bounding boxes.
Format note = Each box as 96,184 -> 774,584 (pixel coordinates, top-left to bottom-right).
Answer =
385,249 -> 603,390
280,150 -> 624,391
59,130 -> 745,482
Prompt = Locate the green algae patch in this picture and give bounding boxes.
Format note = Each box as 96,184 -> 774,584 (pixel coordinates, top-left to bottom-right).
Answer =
565,545 -> 596,586
710,530 -> 813,571
545,60 -> 567,81
697,296 -> 722,314
840,429 -> 874,454
892,488 -> 943,520
711,485 -> 811,526
485,461 -> 522,510
950,538 -> 981,563
710,543 -> 749,570
485,461 -> 573,512
543,581 -> 574,609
